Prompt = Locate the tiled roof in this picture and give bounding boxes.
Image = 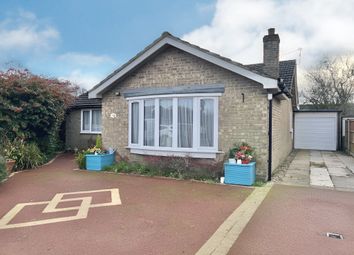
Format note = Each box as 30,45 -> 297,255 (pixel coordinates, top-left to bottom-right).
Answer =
246,60 -> 296,92
89,32 -> 274,94
86,32 -> 296,102
68,92 -> 102,109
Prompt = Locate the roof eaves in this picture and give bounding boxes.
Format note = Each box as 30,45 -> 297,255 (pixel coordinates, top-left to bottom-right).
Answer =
88,32 -> 278,99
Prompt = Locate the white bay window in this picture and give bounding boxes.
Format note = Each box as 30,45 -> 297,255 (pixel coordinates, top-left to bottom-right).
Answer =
128,94 -> 219,158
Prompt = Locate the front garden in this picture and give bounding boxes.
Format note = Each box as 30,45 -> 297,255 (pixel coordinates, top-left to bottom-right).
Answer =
0,68 -> 78,181
75,135 -> 221,182
75,136 -> 258,184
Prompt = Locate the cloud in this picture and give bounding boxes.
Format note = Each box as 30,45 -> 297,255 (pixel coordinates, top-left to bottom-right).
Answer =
0,10 -> 59,55
59,69 -> 103,90
184,0 -> 354,87
58,52 -> 117,67
196,2 -> 216,14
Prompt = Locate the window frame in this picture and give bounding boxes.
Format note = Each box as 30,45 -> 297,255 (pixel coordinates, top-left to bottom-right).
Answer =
80,108 -> 102,134
127,93 -> 219,158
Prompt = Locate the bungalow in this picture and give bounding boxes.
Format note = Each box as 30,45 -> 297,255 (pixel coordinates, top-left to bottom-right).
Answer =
66,28 -> 298,179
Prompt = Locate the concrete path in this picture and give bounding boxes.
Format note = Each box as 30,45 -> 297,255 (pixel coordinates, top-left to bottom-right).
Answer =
281,150 -> 310,186
279,150 -> 354,191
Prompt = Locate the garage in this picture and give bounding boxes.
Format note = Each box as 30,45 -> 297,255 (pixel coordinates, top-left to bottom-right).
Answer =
294,111 -> 339,151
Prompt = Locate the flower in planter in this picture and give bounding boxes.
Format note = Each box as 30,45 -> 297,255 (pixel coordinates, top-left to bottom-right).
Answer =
233,143 -> 255,164
87,146 -> 103,155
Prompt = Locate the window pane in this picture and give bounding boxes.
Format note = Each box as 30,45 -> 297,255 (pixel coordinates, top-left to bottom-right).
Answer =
200,99 -> 214,147
131,102 -> 139,144
144,100 -> 155,146
159,99 -> 173,147
91,110 -> 102,132
178,98 -> 193,148
82,111 -> 90,131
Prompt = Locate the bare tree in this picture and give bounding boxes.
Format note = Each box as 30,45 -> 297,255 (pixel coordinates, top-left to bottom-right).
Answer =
76,87 -> 88,96
305,55 -> 354,106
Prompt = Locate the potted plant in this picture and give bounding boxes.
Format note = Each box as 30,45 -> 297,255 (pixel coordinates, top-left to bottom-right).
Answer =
235,144 -> 254,164
3,145 -> 16,174
5,159 -> 16,174
224,143 -> 256,186
82,135 -> 116,171
228,147 -> 237,164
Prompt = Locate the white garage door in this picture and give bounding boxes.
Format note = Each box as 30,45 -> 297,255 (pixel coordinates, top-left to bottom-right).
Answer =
294,112 -> 337,150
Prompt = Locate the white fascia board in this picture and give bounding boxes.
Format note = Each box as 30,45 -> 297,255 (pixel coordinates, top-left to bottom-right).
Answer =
89,38 -> 169,99
89,36 -> 278,99
165,38 -> 278,90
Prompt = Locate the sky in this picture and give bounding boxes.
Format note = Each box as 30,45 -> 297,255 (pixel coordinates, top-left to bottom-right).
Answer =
1,0 -> 354,90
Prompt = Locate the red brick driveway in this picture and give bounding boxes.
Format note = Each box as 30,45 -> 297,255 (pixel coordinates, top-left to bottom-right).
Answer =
0,153 -> 252,255
229,184 -> 354,255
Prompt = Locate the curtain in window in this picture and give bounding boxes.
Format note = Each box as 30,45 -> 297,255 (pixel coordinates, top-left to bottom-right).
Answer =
91,110 -> 102,132
82,111 -> 90,131
200,99 -> 214,147
144,100 -> 155,146
178,98 -> 193,148
131,102 -> 139,144
159,99 -> 173,147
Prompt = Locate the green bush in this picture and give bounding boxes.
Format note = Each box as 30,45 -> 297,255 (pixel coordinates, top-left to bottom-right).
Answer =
0,137 -> 45,171
13,143 -> 45,170
95,135 -> 102,149
0,69 -> 77,157
75,150 -> 89,169
0,155 -> 8,182
103,157 -> 219,182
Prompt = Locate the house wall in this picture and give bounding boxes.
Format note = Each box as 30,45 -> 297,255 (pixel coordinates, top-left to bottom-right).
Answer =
272,97 -> 293,171
102,47 -> 270,177
65,109 -> 98,150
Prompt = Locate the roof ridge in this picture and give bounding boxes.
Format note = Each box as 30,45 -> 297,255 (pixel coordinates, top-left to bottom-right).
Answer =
246,59 -> 297,66
89,31 -> 277,93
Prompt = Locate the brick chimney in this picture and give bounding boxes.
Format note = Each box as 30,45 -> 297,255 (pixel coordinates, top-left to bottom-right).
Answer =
263,28 -> 280,79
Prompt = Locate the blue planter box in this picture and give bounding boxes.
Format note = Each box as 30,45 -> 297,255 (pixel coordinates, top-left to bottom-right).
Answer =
224,162 -> 256,186
86,152 -> 115,171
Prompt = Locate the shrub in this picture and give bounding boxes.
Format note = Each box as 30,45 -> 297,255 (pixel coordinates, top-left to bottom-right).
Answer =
13,142 -> 45,170
103,156 -> 219,182
95,135 -> 102,149
0,155 -> 8,182
75,150 -> 89,169
1,137 -> 45,170
0,69 -> 78,156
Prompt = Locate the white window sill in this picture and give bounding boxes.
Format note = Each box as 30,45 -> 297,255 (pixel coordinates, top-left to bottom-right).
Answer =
128,147 -> 221,159
80,131 -> 102,134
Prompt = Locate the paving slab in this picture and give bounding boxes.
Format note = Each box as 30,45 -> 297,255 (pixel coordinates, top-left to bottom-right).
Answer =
279,150 -> 310,186
327,167 -> 351,177
310,167 -> 334,188
331,176 -> 354,191
281,150 -> 354,190
336,154 -> 354,174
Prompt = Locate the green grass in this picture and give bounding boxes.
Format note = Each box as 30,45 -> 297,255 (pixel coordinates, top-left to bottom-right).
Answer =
253,180 -> 267,187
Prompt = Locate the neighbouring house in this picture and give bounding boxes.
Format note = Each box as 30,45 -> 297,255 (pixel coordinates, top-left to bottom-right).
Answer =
67,28 -> 298,179
65,92 -> 102,150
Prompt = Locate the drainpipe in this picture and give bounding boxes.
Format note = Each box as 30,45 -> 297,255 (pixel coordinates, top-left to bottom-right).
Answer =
267,93 -> 273,181
267,78 -> 291,181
